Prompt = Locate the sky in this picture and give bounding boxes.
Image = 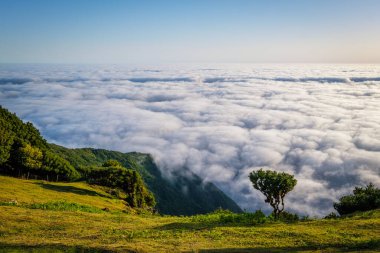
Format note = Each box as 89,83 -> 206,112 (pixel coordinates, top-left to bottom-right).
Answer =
1,0 -> 380,64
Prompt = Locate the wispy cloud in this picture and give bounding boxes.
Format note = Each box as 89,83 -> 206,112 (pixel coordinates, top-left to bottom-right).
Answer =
1,64 -> 380,216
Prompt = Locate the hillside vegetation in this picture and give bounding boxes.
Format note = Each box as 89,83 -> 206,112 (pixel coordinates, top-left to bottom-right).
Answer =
0,175 -> 379,253
0,105 -> 242,215
49,144 -> 242,215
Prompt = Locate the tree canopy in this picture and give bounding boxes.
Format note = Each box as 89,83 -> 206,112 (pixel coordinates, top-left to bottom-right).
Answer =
0,106 -> 79,181
249,169 -> 297,218
87,160 -> 156,209
334,183 -> 380,215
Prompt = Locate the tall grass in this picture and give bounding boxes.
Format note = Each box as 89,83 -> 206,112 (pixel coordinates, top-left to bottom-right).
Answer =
189,209 -> 300,226
0,200 -> 104,213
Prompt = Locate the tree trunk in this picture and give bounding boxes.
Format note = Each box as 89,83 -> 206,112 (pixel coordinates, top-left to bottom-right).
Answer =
27,171 -> 30,180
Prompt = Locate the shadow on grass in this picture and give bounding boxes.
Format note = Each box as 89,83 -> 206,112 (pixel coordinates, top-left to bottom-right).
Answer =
187,239 -> 380,253
193,247 -> 375,253
157,222 -> 380,252
0,243 -> 137,253
155,221 -> 265,231
36,182 -> 109,198
157,222 -> 219,231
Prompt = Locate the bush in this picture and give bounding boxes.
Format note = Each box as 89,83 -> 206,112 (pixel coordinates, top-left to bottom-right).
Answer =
191,209 -> 268,225
334,183 -> 380,215
324,212 -> 339,219
277,211 -> 299,222
102,159 -> 122,168
87,161 -> 156,209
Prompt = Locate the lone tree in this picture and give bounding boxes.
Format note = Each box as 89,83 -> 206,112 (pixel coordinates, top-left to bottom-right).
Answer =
249,169 -> 297,219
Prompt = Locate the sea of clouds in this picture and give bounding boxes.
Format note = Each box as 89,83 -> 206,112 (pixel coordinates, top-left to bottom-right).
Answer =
1,63 -> 379,216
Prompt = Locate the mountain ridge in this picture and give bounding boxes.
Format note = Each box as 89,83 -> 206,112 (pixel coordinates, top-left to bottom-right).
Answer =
49,143 -> 243,215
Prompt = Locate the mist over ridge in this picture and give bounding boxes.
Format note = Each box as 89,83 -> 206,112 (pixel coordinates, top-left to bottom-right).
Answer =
1,63 -> 379,216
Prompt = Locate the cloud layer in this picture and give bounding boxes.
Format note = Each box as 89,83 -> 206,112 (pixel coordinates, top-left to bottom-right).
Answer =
1,63 -> 380,216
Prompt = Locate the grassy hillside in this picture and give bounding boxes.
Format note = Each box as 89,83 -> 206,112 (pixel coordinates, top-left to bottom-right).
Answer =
1,175 -> 379,253
0,175 -> 127,212
49,144 -> 242,215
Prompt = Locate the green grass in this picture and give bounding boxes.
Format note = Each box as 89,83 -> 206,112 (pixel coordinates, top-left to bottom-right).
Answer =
0,175 -> 379,253
27,200 -> 105,213
0,175 -> 128,211
0,199 -> 105,213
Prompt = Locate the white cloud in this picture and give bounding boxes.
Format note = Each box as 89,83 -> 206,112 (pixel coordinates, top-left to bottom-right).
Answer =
1,63 -> 380,216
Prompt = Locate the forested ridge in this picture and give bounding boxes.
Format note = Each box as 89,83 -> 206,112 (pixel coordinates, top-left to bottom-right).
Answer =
49,144 -> 242,215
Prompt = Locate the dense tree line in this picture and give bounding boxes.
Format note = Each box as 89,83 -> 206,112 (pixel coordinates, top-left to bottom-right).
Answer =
0,106 -> 78,181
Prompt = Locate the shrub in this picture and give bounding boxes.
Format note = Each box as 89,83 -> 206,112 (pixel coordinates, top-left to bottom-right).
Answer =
87,162 -> 156,209
102,159 -> 122,168
278,211 -> 299,222
334,183 -> 380,215
191,209 -> 268,225
324,212 -> 339,219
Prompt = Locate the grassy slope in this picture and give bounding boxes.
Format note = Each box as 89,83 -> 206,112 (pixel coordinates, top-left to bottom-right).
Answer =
0,175 -> 379,253
0,175 -> 127,211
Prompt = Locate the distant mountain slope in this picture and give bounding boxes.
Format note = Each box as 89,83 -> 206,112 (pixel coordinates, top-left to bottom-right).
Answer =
50,144 -> 243,215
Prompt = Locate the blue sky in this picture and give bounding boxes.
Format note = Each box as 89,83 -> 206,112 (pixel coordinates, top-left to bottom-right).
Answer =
1,0 -> 379,63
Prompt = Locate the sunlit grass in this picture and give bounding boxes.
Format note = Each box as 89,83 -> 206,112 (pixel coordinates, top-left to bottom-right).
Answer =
0,175 -> 127,211
0,175 -> 379,252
